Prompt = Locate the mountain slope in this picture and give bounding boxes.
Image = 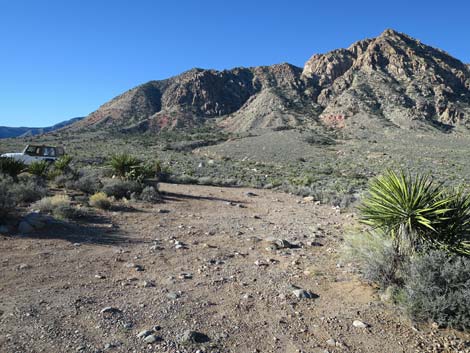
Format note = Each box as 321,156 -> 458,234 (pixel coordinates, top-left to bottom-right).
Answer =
0,117 -> 84,139
304,29 -> 470,131
73,29 -> 470,134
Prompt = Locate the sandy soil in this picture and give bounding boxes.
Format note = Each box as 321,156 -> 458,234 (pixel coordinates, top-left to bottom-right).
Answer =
1,183 -> 469,353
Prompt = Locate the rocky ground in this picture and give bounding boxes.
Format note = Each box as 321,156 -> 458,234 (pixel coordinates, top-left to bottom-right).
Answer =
1,183 -> 469,353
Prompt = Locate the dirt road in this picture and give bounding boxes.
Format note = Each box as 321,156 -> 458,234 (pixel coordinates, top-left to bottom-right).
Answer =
1,184 -> 468,353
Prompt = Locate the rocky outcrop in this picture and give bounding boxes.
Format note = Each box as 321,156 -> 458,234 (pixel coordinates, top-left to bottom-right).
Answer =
73,29 -> 470,134
303,29 -> 470,130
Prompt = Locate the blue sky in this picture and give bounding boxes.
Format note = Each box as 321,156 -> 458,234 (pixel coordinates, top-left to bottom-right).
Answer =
1,0 -> 469,127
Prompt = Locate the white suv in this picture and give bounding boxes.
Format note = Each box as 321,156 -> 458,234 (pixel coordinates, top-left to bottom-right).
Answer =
1,145 -> 65,165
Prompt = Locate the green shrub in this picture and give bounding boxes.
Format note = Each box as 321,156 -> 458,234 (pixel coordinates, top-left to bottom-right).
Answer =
0,158 -> 26,178
28,161 -> 50,178
139,186 -> 160,203
66,172 -> 102,194
10,178 -> 47,203
101,178 -> 142,199
342,231 -> 406,287
89,192 -> 112,210
358,170 -> 454,255
52,203 -> 83,220
400,250 -> 470,330
0,174 -> 15,218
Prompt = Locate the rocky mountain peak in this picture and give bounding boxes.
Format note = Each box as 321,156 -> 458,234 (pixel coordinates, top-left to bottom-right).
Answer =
75,30 -> 470,134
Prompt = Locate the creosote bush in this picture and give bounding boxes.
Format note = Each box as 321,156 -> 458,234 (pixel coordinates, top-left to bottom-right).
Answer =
101,178 -> 143,199
400,250 -> 470,330
0,158 -> 26,179
139,186 -> 160,203
0,173 -> 48,218
0,174 -> 15,217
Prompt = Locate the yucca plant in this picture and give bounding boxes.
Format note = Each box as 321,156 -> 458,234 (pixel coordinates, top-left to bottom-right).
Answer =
54,155 -> 73,173
358,170 -> 453,255
109,153 -> 141,179
434,189 -> 470,256
0,157 -> 26,178
28,160 -> 50,178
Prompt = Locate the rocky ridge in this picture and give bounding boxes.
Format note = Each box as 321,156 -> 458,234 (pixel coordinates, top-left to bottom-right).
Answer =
74,29 -> 470,134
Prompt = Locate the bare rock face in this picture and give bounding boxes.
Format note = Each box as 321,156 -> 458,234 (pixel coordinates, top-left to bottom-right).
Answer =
73,29 -> 470,134
303,29 -> 470,131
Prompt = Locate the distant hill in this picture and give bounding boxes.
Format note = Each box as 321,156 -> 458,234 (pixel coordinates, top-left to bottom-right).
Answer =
70,29 -> 470,135
0,117 -> 84,139
69,29 -> 470,135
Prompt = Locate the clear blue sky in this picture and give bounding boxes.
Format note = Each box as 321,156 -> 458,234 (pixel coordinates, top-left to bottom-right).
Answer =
1,0 -> 469,127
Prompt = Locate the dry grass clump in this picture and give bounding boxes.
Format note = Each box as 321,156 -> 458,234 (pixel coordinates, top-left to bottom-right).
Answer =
89,192 -> 112,210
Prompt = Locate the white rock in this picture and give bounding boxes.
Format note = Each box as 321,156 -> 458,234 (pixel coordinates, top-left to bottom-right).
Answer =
137,330 -> 153,338
352,320 -> 368,328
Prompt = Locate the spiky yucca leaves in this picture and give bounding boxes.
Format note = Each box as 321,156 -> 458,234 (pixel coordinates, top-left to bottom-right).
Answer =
109,153 -> 141,179
435,189 -> 470,256
54,155 -> 73,173
359,170 -> 452,254
28,160 -> 50,178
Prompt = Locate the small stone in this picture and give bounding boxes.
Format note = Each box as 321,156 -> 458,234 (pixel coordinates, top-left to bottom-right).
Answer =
100,307 -> 121,315
254,260 -> 268,267
95,274 -> 105,279
134,265 -> 144,272
274,239 -> 294,249
179,273 -> 193,279
303,196 -> 315,202
180,330 -> 210,344
245,192 -> 258,197
137,330 -> 153,338
166,292 -> 181,300
18,263 -> 31,270
326,338 -> 336,346
352,320 -> 368,328
144,334 -> 161,344
292,289 -> 318,299
140,281 -> 154,288
158,209 -> 170,214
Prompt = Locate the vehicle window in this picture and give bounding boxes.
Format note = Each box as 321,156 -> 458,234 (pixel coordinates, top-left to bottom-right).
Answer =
47,147 -> 56,157
25,146 -> 37,155
36,147 -> 43,156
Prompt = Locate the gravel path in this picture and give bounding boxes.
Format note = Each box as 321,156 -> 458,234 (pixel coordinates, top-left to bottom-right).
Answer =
1,183 -> 469,353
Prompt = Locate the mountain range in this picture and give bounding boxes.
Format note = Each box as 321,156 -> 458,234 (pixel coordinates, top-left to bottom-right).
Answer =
0,117 -> 84,139
37,29 -> 470,135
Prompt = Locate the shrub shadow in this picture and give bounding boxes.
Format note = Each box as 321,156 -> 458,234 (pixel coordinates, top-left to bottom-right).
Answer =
161,191 -> 244,204
16,213 -> 144,246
